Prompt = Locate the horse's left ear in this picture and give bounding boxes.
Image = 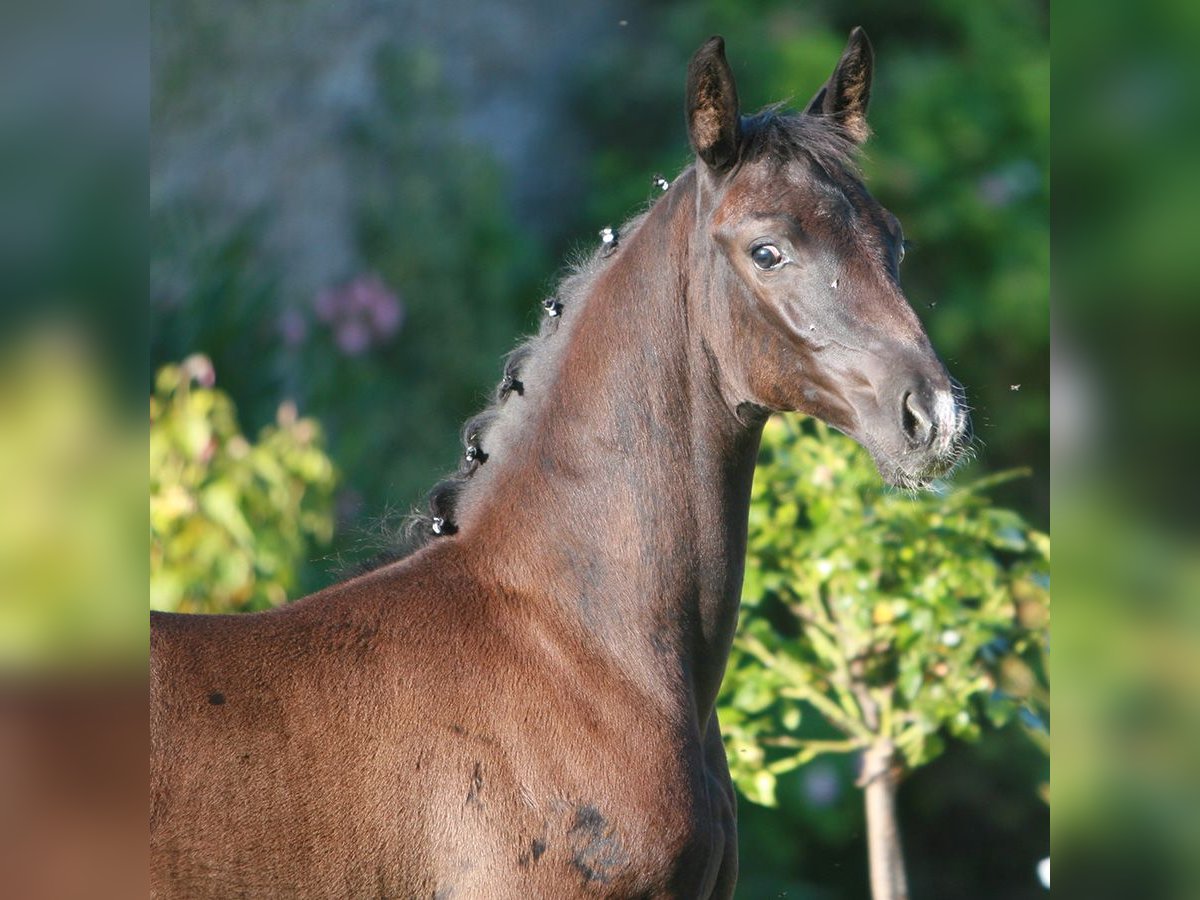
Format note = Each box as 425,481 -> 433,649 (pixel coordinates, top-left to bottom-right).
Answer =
686,36 -> 741,173
805,26 -> 874,143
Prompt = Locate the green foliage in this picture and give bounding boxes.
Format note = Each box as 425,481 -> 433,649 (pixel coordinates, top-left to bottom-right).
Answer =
150,356 -> 336,613
719,416 -> 1049,806
0,328 -> 144,669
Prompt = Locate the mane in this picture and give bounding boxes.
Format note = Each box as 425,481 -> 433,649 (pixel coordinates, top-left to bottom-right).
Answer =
333,195 -> 660,577
737,106 -> 862,179
338,109 -> 860,578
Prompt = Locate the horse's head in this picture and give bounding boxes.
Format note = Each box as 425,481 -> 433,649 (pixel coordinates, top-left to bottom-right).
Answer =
684,29 -> 971,488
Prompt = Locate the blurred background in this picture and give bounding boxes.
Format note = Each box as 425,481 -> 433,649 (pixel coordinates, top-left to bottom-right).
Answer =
1053,0 -> 1200,896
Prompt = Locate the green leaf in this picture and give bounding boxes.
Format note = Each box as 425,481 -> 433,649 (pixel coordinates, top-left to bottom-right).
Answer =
724,416 -> 1048,788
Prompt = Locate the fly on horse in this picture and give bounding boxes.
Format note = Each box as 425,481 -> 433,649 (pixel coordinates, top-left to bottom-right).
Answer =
151,29 -> 970,899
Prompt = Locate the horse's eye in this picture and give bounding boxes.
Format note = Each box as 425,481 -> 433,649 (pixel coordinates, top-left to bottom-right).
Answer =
751,244 -> 784,270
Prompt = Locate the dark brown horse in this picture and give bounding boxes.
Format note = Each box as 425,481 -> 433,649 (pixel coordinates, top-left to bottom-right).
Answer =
151,30 -> 970,899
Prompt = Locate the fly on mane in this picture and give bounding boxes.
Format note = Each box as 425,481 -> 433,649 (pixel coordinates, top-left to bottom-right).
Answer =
348,109 -> 862,575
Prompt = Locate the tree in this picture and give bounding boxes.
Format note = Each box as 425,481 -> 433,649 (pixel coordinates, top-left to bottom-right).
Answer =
719,416 -> 1049,898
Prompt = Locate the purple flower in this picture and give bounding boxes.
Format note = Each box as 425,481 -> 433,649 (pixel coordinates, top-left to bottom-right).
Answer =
312,273 -> 405,356
335,319 -> 371,357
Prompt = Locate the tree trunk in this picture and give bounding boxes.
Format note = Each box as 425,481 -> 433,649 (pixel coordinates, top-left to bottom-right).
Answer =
863,741 -> 909,900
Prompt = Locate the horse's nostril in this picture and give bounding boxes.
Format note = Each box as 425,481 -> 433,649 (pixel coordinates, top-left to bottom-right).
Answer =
901,391 -> 934,447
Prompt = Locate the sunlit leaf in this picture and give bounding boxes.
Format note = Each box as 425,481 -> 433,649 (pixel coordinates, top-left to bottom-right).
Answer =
719,416 -> 1049,798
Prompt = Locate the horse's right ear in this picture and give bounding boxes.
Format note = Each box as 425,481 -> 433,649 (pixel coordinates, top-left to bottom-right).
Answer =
686,36 -> 741,173
804,27 -> 874,143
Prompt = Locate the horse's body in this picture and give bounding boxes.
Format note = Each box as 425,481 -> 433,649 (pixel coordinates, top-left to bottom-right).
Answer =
151,31 -> 970,898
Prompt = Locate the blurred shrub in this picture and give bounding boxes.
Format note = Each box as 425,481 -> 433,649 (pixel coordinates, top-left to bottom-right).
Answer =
0,326 -> 144,670
149,356 -> 335,613
719,416 -> 1049,807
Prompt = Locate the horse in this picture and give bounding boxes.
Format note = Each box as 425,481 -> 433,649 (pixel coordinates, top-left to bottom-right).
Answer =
151,28 -> 971,899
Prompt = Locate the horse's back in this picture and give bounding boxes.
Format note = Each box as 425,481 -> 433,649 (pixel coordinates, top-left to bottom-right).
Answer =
150,568 -> 449,897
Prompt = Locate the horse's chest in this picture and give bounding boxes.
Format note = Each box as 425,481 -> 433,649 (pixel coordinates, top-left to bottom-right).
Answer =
409,740 -> 729,898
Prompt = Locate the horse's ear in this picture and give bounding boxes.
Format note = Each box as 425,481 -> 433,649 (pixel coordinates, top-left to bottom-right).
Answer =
686,36 -> 741,173
804,26 -> 874,143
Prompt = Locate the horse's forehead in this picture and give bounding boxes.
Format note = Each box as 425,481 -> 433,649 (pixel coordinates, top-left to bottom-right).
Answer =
714,154 -> 862,226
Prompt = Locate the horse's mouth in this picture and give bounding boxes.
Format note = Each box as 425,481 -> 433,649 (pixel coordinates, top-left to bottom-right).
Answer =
880,457 -> 957,491
877,428 -> 973,491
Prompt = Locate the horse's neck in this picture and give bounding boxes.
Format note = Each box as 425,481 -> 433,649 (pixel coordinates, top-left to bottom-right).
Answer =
455,180 -> 763,721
